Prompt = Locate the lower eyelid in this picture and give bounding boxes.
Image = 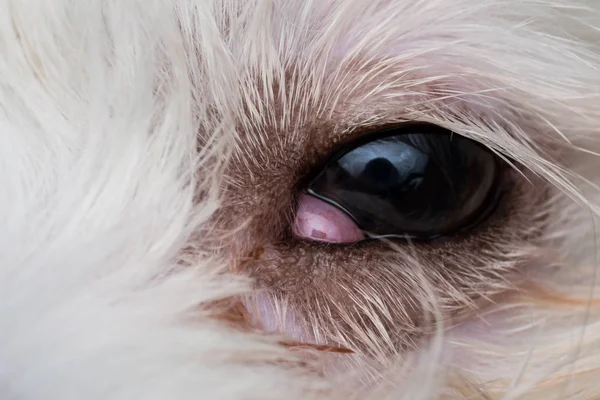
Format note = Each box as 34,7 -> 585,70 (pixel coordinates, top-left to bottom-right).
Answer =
294,167 -> 527,251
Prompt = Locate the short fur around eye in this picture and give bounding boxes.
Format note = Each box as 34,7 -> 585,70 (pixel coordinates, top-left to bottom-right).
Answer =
223,119 -> 547,361
2,1 -> 600,400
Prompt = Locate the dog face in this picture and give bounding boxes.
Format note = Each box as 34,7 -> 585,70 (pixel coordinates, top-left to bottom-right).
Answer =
3,1 -> 600,399
204,0 -> 600,391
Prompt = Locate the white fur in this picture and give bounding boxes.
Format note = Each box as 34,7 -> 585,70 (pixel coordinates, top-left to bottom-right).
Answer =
2,0 -> 600,399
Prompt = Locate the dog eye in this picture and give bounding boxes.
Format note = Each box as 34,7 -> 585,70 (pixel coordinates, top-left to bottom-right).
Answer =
305,123 -> 501,240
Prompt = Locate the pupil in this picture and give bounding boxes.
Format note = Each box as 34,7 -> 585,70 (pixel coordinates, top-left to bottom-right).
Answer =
361,158 -> 401,190
307,124 -> 499,239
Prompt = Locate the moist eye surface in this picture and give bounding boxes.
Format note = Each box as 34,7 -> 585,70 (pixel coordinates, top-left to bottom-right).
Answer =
306,123 -> 501,240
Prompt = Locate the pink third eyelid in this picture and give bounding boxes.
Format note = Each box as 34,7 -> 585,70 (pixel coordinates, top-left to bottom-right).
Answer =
293,194 -> 365,243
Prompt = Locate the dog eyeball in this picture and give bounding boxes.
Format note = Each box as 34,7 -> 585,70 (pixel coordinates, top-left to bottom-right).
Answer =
306,123 -> 501,240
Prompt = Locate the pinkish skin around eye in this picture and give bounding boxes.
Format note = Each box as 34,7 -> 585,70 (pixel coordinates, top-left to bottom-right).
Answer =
293,194 -> 365,243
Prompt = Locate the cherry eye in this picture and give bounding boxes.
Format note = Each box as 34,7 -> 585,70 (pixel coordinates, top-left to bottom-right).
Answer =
303,123 -> 501,240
